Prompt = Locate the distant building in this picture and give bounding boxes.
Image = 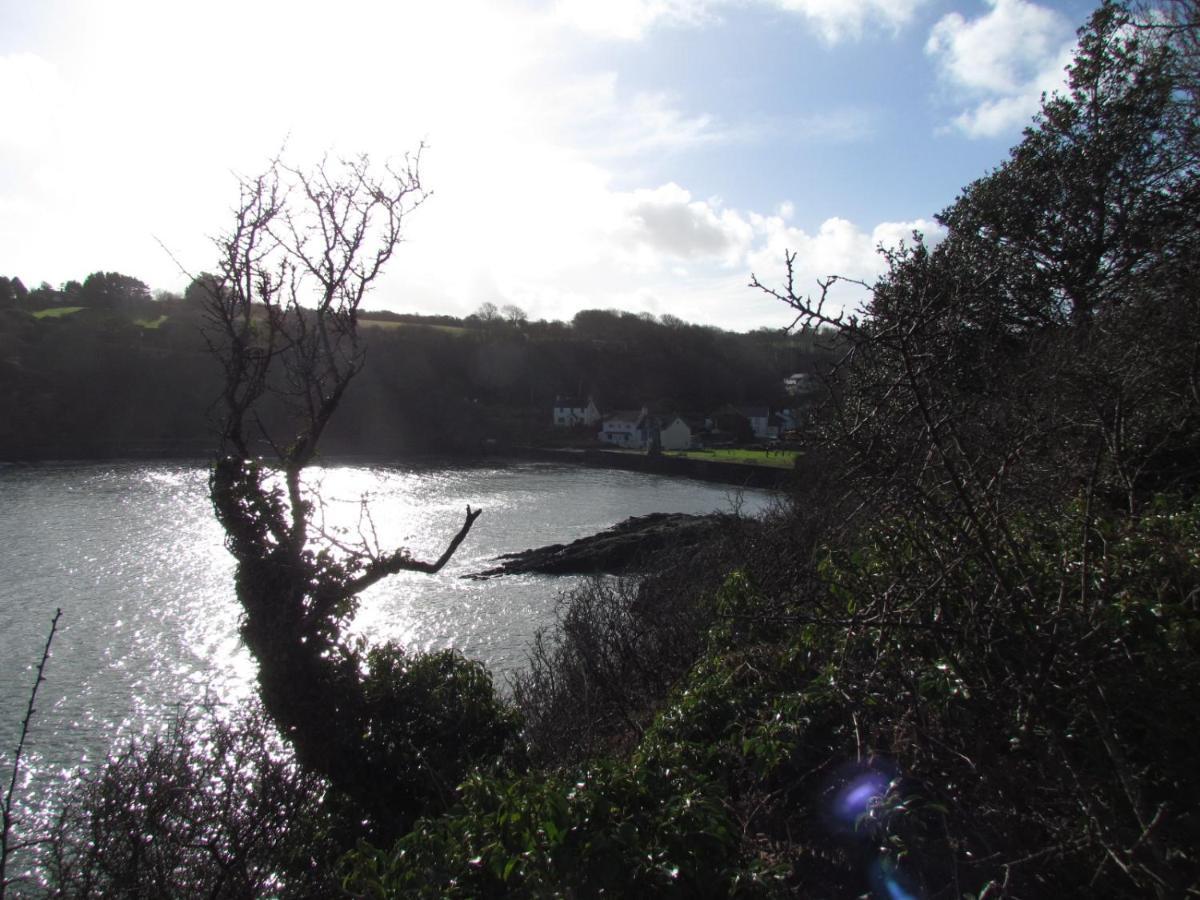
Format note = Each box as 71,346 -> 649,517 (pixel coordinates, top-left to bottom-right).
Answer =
599,408 -> 648,448
553,395 -> 601,427
784,372 -> 820,396
660,416 -> 702,451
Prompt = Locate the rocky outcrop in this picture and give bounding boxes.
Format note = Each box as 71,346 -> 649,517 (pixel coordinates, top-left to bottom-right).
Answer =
470,512 -> 731,577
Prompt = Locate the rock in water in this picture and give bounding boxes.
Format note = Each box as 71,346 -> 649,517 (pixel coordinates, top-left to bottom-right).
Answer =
470,512 -> 731,577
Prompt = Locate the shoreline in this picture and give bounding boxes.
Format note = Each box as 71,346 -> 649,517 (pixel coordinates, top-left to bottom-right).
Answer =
504,445 -> 793,489
1,442 -> 792,489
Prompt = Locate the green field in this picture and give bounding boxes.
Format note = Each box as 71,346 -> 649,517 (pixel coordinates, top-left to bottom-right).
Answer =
134,314 -> 169,329
664,447 -> 800,468
31,306 -> 85,319
358,319 -> 469,335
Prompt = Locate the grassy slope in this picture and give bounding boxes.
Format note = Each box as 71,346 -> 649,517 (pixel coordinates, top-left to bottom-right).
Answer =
359,318 -> 469,335
665,448 -> 801,468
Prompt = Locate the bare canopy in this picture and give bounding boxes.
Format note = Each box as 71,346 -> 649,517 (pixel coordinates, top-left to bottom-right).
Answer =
201,152 -> 490,830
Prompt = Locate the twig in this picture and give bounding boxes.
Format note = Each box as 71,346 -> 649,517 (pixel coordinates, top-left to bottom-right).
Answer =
1,608 -> 62,898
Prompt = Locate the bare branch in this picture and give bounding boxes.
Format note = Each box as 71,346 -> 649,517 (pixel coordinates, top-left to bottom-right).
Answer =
1,608 -> 61,896
342,506 -> 484,597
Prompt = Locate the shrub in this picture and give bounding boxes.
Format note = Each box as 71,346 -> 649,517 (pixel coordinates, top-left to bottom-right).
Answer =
357,646 -> 522,828
343,739 -> 763,898
45,703 -> 340,898
512,575 -> 709,765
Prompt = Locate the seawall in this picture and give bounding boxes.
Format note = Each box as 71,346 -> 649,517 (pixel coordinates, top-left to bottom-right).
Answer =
508,446 -> 793,489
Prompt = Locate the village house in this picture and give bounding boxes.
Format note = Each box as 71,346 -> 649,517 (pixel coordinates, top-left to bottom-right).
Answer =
660,416 -> 703,451
784,372 -> 820,396
599,407 -> 648,448
553,395 -> 601,428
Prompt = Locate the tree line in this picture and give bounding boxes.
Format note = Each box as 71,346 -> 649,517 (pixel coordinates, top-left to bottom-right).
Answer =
0,278 -> 825,460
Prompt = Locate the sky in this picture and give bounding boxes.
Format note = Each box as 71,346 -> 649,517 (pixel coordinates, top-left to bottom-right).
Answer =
0,0 -> 1099,331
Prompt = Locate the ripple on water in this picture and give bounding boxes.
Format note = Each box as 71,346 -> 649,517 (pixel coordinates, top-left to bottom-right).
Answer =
0,460 -> 774,781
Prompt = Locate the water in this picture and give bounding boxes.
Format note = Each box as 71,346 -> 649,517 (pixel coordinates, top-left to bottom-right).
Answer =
0,460 -> 773,785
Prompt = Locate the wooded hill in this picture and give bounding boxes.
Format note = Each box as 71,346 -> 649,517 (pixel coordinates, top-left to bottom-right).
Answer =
0,281 -> 828,460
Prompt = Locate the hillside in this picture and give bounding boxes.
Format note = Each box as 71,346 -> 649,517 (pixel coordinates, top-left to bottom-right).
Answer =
0,288 -> 828,460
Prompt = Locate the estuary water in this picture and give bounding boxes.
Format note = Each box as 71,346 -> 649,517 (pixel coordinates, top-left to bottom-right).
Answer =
0,460 -> 773,786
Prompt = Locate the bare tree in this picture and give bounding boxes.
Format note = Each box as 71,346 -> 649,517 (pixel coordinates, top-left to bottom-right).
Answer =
472,300 -> 500,322
202,152 -> 507,835
501,303 -> 528,325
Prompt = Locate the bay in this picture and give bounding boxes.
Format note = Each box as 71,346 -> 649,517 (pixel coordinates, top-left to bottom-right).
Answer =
0,460 -> 774,784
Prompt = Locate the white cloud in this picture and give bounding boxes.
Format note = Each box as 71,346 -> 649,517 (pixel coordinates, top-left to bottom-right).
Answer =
554,0 -> 929,43
589,209 -> 946,330
400,162 -> 945,330
870,218 -> 944,253
530,74 -> 728,158
0,53 -> 68,151
926,0 -> 1076,138
551,0 -> 720,40
0,0 -> 944,333
618,183 -> 753,266
926,0 -> 1064,93
747,213 -> 945,317
770,0 -> 929,43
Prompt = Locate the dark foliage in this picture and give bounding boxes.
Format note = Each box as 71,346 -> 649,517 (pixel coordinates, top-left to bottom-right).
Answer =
513,575 -> 712,766
511,491 -> 832,768
0,288 -> 820,461
358,646 -> 522,820
346,4 -> 1200,896
45,705 -> 340,898
201,153 -> 524,841
737,4 -> 1200,893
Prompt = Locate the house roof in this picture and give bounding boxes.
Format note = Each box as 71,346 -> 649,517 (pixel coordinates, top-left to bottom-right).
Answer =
603,409 -> 645,426
664,415 -> 705,431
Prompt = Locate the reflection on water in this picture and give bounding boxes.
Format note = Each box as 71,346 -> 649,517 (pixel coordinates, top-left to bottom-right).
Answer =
0,460 -> 773,792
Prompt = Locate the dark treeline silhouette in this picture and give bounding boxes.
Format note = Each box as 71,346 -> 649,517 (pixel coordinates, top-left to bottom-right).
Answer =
0,280 -> 823,460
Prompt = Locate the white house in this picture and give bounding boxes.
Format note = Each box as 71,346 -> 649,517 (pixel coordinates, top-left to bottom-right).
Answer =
553,395 -> 601,427
660,416 -> 698,451
784,373 -> 819,396
599,408 -> 648,448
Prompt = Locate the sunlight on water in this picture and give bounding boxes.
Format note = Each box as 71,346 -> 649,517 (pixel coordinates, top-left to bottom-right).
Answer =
0,460 -> 774,803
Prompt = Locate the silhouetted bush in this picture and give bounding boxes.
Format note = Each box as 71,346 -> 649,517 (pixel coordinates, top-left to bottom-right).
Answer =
354,5 -> 1200,895
511,505 -> 789,766
358,646 -> 522,825
45,704 -> 340,898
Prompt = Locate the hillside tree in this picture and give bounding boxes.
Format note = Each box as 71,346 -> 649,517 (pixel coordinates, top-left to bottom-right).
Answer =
203,152 -> 515,837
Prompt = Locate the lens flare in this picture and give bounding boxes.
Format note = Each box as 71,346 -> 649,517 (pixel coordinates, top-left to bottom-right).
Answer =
869,859 -> 922,900
820,759 -> 926,898
824,762 -> 893,831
